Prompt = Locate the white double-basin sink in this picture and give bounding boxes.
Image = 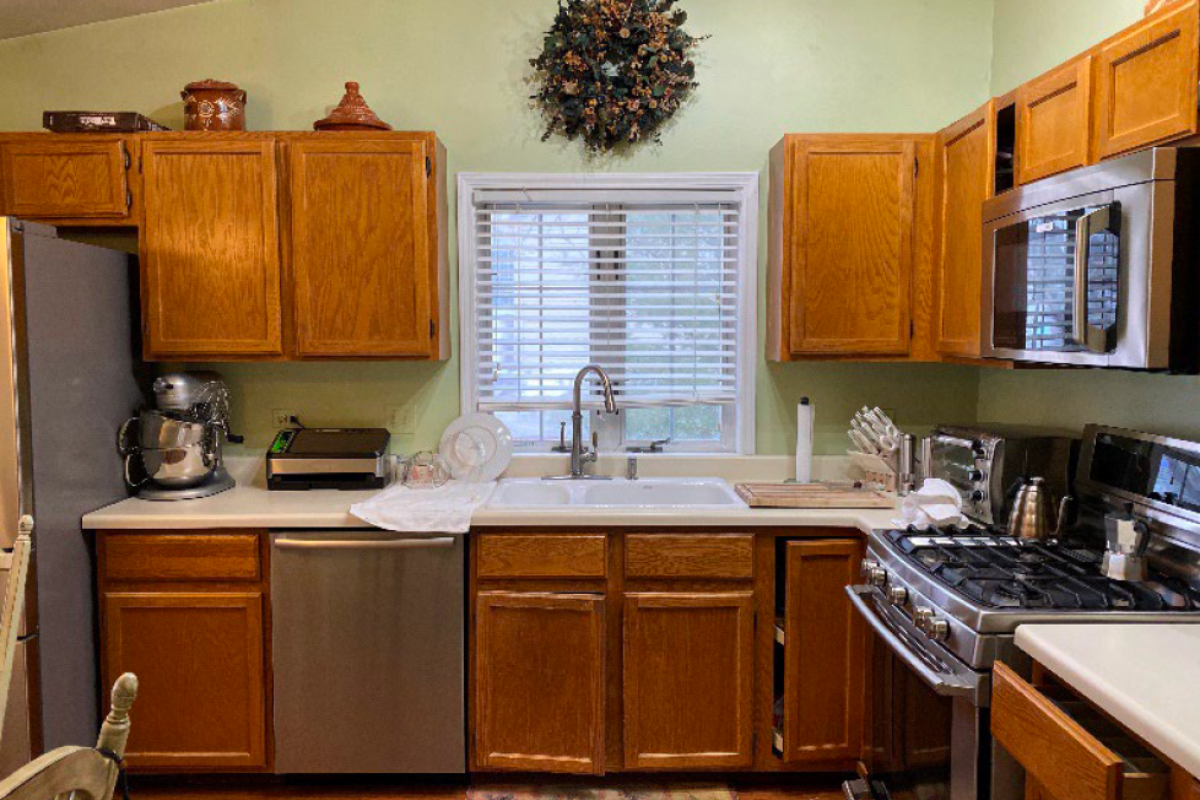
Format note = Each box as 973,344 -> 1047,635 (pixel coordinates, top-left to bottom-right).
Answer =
488,477 -> 747,510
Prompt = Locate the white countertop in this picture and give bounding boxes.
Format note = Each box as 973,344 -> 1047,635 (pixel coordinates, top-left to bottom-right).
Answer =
1016,624 -> 1200,779
82,455 -> 901,532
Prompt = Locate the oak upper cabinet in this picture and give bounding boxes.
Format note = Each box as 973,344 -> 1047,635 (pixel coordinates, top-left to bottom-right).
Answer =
623,591 -> 755,770
935,102 -> 995,358
97,532 -> 269,771
1016,58 -> 1093,184
768,134 -> 923,360
140,136 -> 283,359
286,135 -> 447,358
1094,0 -> 1200,160
0,135 -> 137,224
474,591 -> 606,774
777,539 -> 864,763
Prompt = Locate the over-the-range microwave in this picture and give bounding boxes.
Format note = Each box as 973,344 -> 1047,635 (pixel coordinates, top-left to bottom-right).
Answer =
981,147 -> 1200,371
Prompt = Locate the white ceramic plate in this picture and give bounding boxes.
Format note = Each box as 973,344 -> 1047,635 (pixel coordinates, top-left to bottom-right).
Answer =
438,413 -> 513,482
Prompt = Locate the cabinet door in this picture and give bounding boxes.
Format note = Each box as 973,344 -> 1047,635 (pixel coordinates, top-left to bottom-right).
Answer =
474,592 -> 605,774
782,539 -> 864,763
623,592 -> 754,770
1094,0 -> 1200,159
1016,58 -> 1093,184
102,592 -> 266,769
936,102 -> 995,358
141,139 -> 283,358
1,140 -> 131,220
288,139 -> 433,356
788,138 -> 915,356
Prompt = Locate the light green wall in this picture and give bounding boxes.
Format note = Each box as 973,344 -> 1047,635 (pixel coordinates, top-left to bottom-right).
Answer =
989,0 -> 1146,93
0,0 -> 994,455
980,0 -> 1200,442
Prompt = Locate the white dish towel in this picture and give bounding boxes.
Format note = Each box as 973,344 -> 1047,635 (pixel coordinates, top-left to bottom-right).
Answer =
350,480 -> 496,533
893,478 -> 968,529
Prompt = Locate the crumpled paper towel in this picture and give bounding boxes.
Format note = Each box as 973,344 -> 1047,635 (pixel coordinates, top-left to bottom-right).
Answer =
350,480 -> 496,533
893,478 -> 968,529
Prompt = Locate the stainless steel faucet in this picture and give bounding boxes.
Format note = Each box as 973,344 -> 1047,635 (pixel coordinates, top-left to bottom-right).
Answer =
550,364 -> 618,480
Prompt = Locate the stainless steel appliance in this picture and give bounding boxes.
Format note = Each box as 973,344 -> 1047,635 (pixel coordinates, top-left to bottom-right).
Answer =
923,425 -> 1077,527
1007,477 -> 1072,541
265,428 -> 390,490
845,424 -> 1200,800
981,147 -> 1200,370
270,531 -> 465,773
0,219 -> 145,755
118,373 -> 239,500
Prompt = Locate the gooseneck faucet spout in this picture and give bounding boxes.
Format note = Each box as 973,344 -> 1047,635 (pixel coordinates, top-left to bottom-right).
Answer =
561,364 -> 618,479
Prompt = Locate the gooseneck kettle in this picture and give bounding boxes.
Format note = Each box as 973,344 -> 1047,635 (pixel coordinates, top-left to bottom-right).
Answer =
1008,477 -> 1073,541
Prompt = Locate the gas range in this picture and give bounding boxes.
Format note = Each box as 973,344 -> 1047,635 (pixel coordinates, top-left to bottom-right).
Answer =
860,525 -> 1200,671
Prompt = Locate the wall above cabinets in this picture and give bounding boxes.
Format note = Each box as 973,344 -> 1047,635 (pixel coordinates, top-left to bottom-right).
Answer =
0,130 -> 450,362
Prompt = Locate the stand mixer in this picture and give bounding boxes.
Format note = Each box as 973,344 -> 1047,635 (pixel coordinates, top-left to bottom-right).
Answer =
118,372 -> 243,500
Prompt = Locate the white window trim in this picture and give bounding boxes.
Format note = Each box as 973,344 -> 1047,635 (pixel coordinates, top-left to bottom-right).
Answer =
457,172 -> 759,455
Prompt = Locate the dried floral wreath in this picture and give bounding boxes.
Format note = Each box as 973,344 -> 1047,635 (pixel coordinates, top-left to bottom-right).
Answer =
529,0 -> 705,153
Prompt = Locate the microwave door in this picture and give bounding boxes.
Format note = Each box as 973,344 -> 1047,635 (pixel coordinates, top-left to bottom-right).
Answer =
984,191 -> 1121,366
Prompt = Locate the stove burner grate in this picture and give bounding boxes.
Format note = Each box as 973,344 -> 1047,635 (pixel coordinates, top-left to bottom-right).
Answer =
887,528 -> 1200,611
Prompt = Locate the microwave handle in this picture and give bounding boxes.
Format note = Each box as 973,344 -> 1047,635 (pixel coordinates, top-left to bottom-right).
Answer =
1072,205 -> 1113,353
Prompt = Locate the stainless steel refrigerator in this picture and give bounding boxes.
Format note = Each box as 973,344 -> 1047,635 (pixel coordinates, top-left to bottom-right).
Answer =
0,219 -> 143,765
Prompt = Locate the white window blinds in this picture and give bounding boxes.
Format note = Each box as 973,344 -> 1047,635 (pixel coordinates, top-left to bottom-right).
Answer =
469,189 -> 744,412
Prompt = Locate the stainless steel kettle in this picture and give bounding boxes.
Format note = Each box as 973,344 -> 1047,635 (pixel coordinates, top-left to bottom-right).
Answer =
1008,477 -> 1073,540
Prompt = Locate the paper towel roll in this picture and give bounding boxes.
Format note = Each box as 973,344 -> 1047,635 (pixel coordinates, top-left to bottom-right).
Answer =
796,398 -> 814,483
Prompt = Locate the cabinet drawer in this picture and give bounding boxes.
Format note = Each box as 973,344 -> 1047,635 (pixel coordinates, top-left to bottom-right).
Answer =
477,534 -> 607,579
1,140 -> 132,220
625,534 -> 753,579
102,533 -> 261,582
992,662 -> 1168,800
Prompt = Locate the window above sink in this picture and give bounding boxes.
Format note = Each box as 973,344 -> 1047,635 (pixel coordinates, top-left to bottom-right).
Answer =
457,173 -> 759,455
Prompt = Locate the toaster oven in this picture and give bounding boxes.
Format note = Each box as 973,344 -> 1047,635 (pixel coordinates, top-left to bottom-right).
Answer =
923,425 -> 1078,527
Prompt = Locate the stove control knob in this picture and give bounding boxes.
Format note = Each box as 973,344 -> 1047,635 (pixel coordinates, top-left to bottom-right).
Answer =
913,606 -> 934,629
970,489 -> 986,503
887,586 -> 908,606
867,566 -> 888,587
969,470 -> 985,483
927,617 -> 951,642
860,558 -> 882,580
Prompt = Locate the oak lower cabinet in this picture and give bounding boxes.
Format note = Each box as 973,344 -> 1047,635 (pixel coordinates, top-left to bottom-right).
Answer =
768,134 -> 938,362
96,531 -> 269,771
623,592 -> 754,770
935,102 -> 995,358
775,539 -> 864,764
0,134 -> 137,224
140,136 -> 284,359
474,591 -> 607,774
470,530 -> 866,776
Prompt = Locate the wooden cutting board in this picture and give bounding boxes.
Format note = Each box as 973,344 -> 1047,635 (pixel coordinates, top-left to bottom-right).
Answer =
735,482 -> 893,509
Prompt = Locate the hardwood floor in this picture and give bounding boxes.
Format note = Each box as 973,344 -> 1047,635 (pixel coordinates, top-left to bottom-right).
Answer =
128,780 -> 846,800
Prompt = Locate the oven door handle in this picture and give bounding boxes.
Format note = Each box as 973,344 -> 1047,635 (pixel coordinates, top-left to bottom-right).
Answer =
1072,205 -> 1112,353
846,585 -> 975,699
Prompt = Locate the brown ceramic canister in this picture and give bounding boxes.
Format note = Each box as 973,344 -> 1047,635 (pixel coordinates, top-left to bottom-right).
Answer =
181,79 -> 247,131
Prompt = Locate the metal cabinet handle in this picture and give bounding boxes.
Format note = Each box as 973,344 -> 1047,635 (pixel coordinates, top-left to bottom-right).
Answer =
1072,205 -> 1112,353
274,536 -> 456,551
845,585 -> 975,699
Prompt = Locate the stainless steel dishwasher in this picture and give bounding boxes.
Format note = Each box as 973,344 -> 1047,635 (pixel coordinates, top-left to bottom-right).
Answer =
270,531 -> 465,773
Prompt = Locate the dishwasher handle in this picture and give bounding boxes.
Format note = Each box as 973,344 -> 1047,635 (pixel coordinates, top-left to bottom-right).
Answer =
273,536 -> 457,551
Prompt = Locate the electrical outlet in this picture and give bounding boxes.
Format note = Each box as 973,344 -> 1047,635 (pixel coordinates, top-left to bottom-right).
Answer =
386,403 -> 416,434
271,408 -> 296,430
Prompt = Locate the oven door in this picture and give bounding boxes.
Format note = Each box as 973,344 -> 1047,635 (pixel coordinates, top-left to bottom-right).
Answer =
982,189 -> 1135,367
844,585 -> 993,800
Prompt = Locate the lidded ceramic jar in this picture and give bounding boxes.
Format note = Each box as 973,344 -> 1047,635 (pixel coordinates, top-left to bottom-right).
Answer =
181,79 -> 247,131
313,81 -> 392,131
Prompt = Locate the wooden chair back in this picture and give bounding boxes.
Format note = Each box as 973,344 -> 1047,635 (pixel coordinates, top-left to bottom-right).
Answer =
0,673 -> 137,800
